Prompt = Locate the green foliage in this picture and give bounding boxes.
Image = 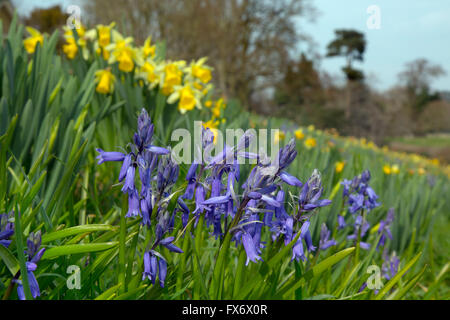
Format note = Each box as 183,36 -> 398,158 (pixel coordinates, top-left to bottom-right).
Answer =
0,18 -> 448,301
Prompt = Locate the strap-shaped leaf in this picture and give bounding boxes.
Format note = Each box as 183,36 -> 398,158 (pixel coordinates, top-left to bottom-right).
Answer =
41,224 -> 116,243
41,242 -> 118,260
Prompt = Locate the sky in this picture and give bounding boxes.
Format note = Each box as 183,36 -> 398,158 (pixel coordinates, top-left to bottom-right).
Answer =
299,0 -> 450,91
11,0 -> 450,92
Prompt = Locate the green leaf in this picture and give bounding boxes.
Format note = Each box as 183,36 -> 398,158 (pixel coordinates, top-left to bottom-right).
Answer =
95,283 -> 122,300
113,284 -> 147,300
389,265 -> 427,300
267,230 -> 302,269
14,205 -> 33,300
375,252 -> 422,300
0,244 -> 20,276
41,224 -> 116,243
41,242 -> 118,260
278,247 -> 355,298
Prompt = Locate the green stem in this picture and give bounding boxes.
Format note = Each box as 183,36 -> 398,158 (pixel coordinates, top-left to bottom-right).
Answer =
118,198 -> 127,294
176,221 -> 193,293
14,206 -> 33,300
232,248 -> 246,298
354,210 -> 365,264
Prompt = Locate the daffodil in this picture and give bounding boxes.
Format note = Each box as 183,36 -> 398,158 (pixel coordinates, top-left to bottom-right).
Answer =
96,46 -> 110,60
187,58 -> 212,83
193,81 -> 203,90
204,100 -> 212,108
117,47 -> 135,72
391,164 -> 399,174
106,30 -> 140,72
162,84 -> 174,96
63,24 -> 86,39
141,62 -> 159,84
383,165 -> 391,175
63,24 -> 94,60
192,65 -> 212,83
95,69 -> 115,94
211,98 -> 226,118
164,63 -> 183,87
23,27 -> 44,54
178,86 -> 196,113
63,37 -> 78,59
97,23 -> 115,48
304,137 -> 317,148
294,128 -> 304,140
431,158 -> 440,166
142,36 -> 156,59
335,161 -> 345,173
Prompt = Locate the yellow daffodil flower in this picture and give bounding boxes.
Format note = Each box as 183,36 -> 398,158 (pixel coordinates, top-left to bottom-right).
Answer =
391,164 -> 400,174
23,27 -> 44,54
164,63 -> 183,87
63,37 -> 78,59
383,165 -> 391,175
97,23 -> 115,48
116,47 -> 135,72
143,36 -> 156,59
141,62 -> 159,83
304,137 -> 317,148
294,128 -> 304,140
335,161 -> 345,173
192,65 -> 212,83
95,69 -> 115,94
178,86 -> 196,113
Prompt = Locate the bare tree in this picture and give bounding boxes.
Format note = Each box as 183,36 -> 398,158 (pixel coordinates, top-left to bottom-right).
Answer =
83,0 -> 316,110
398,58 -> 446,96
398,58 -> 446,115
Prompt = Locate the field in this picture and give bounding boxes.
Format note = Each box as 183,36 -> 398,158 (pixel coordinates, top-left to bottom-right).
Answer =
388,134 -> 450,164
0,17 -> 449,300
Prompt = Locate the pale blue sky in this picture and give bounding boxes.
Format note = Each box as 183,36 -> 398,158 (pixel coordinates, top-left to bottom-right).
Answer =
12,0 -> 450,91
300,0 -> 450,91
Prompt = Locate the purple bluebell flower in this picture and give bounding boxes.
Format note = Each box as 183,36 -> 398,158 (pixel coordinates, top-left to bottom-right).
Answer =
338,215 -> 346,229
119,154 -> 132,182
159,236 -> 183,253
242,232 -> 263,265
177,198 -> 190,228
378,208 -> 395,248
291,220 -> 312,262
96,149 -> 126,164
140,189 -> 152,227
16,231 -> 46,300
158,258 -> 167,288
348,193 -> 365,214
0,212 -> 14,248
382,249 -> 400,281
126,189 -> 141,218
182,162 -> 199,200
121,165 -> 136,194
142,251 -> 158,285
319,223 -> 337,250
96,108 -> 172,228
156,154 -> 179,198
342,170 -> 380,215
347,218 -> 371,250
297,169 -> 332,216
